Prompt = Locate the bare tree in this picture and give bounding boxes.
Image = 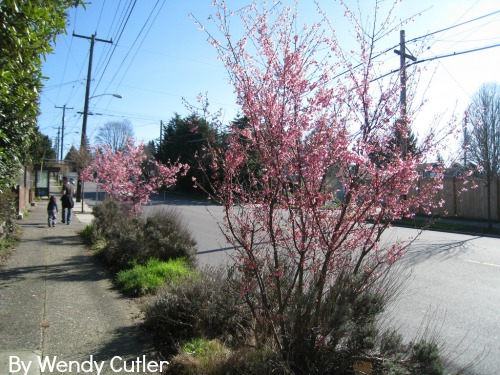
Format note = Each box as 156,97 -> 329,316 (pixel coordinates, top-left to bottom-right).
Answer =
467,82 -> 500,228
95,119 -> 135,153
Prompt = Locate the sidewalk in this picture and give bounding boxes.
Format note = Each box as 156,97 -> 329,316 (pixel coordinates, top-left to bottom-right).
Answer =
0,182 -> 159,374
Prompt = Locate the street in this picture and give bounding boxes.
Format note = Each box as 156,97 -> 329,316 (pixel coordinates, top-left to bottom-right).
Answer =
83,187 -> 500,374
383,228 -> 500,374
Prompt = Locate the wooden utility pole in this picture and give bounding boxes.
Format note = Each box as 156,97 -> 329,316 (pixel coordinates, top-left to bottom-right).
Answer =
73,32 -> 113,203
160,120 -> 164,150
394,30 -> 416,156
55,127 -> 60,162
73,33 -> 113,149
55,104 -> 73,161
463,113 -> 468,166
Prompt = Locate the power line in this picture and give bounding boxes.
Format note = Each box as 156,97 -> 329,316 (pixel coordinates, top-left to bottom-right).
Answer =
410,42 -> 500,67
333,9 -> 500,82
371,41 -> 500,83
93,0 -> 137,96
93,0 -> 133,82
109,0 -> 167,93
407,9 -> 500,45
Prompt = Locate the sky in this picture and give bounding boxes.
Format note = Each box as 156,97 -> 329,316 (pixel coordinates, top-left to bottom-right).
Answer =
37,0 -> 500,161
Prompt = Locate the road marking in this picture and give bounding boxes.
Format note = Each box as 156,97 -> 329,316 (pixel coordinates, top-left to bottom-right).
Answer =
464,259 -> 500,268
484,262 -> 500,268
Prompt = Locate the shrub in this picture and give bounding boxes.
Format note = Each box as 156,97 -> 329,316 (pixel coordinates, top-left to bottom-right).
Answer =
90,238 -> 108,257
116,258 -> 194,295
0,189 -> 17,227
144,266 -> 252,355
79,223 -> 96,245
145,261 -> 446,374
90,199 -> 197,268
92,197 -> 130,237
104,217 -> 142,267
0,190 -> 20,258
141,207 -> 197,266
410,340 -> 443,375
278,274 -> 387,373
90,198 -> 141,267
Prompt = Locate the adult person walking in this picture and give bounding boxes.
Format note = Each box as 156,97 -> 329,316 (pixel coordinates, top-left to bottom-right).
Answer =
61,176 -> 74,224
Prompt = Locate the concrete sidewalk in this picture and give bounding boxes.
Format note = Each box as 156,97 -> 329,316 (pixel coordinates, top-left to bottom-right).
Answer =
0,191 -> 160,374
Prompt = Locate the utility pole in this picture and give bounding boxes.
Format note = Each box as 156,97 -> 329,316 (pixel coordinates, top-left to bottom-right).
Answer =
160,120 -> 164,151
73,32 -> 112,204
463,112 -> 468,166
55,127 -> 60,162
73,32 -> 112,149
394,30 -> 416,157
55,104 -> 73,161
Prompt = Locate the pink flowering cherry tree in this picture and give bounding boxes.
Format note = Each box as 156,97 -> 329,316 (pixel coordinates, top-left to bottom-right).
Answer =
81,140 -> 188,212
191,0 -> 457,368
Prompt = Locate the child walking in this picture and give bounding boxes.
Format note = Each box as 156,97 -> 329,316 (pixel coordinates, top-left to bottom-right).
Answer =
47,195 -> 58,227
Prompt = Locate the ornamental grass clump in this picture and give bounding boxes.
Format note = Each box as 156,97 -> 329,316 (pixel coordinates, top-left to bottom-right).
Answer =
167,338 -> 231,375
117,258 -> 194,295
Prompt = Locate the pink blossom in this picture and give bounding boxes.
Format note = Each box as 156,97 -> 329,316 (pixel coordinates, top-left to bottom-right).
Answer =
82,140 -> 188,212
193,0 -> 458,356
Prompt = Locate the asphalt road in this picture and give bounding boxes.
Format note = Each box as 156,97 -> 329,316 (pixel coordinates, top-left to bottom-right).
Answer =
381,227 -> 500,374
83,187 -> 500,374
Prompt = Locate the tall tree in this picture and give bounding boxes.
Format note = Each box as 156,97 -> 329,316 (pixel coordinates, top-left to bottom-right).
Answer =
29,129 -> 57,164
156,113 -> 219,192
0,0 -> 81,191
95,119 -> 135,153
466,82 -> 500,228
64,146 -> 78,163
192,1 -> 451,371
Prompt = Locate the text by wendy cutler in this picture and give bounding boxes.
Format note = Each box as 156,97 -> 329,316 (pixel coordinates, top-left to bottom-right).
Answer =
9,355 -> 169,374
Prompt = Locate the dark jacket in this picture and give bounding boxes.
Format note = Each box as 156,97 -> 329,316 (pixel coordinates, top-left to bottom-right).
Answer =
47,200 -> 58,213
61,182 -> 74,208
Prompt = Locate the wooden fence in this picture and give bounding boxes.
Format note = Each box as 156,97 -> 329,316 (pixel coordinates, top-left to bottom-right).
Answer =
419,177 -> 500,221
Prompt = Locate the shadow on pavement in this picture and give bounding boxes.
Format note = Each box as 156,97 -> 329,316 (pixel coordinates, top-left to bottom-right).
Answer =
401,236 -> 482,266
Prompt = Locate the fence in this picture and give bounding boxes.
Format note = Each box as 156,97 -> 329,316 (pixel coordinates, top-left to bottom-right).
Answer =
419,177 -> 499,221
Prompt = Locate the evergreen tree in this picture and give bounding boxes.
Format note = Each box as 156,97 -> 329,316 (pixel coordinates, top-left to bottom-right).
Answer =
156,113 -> 219,192
29,129 -> 57,164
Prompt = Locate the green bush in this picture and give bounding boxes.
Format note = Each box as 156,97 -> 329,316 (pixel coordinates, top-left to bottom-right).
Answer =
105,218 -> 142,266
141,207 -> 197,266
90,238 -> 108,256
0,190 -> 20,258
116,258 -> 194,295
92,197 -> 129,237
410,340 -> 443,375
79,223 -> 96,245
90,198 -> 140,267
90,198 -> 197,268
